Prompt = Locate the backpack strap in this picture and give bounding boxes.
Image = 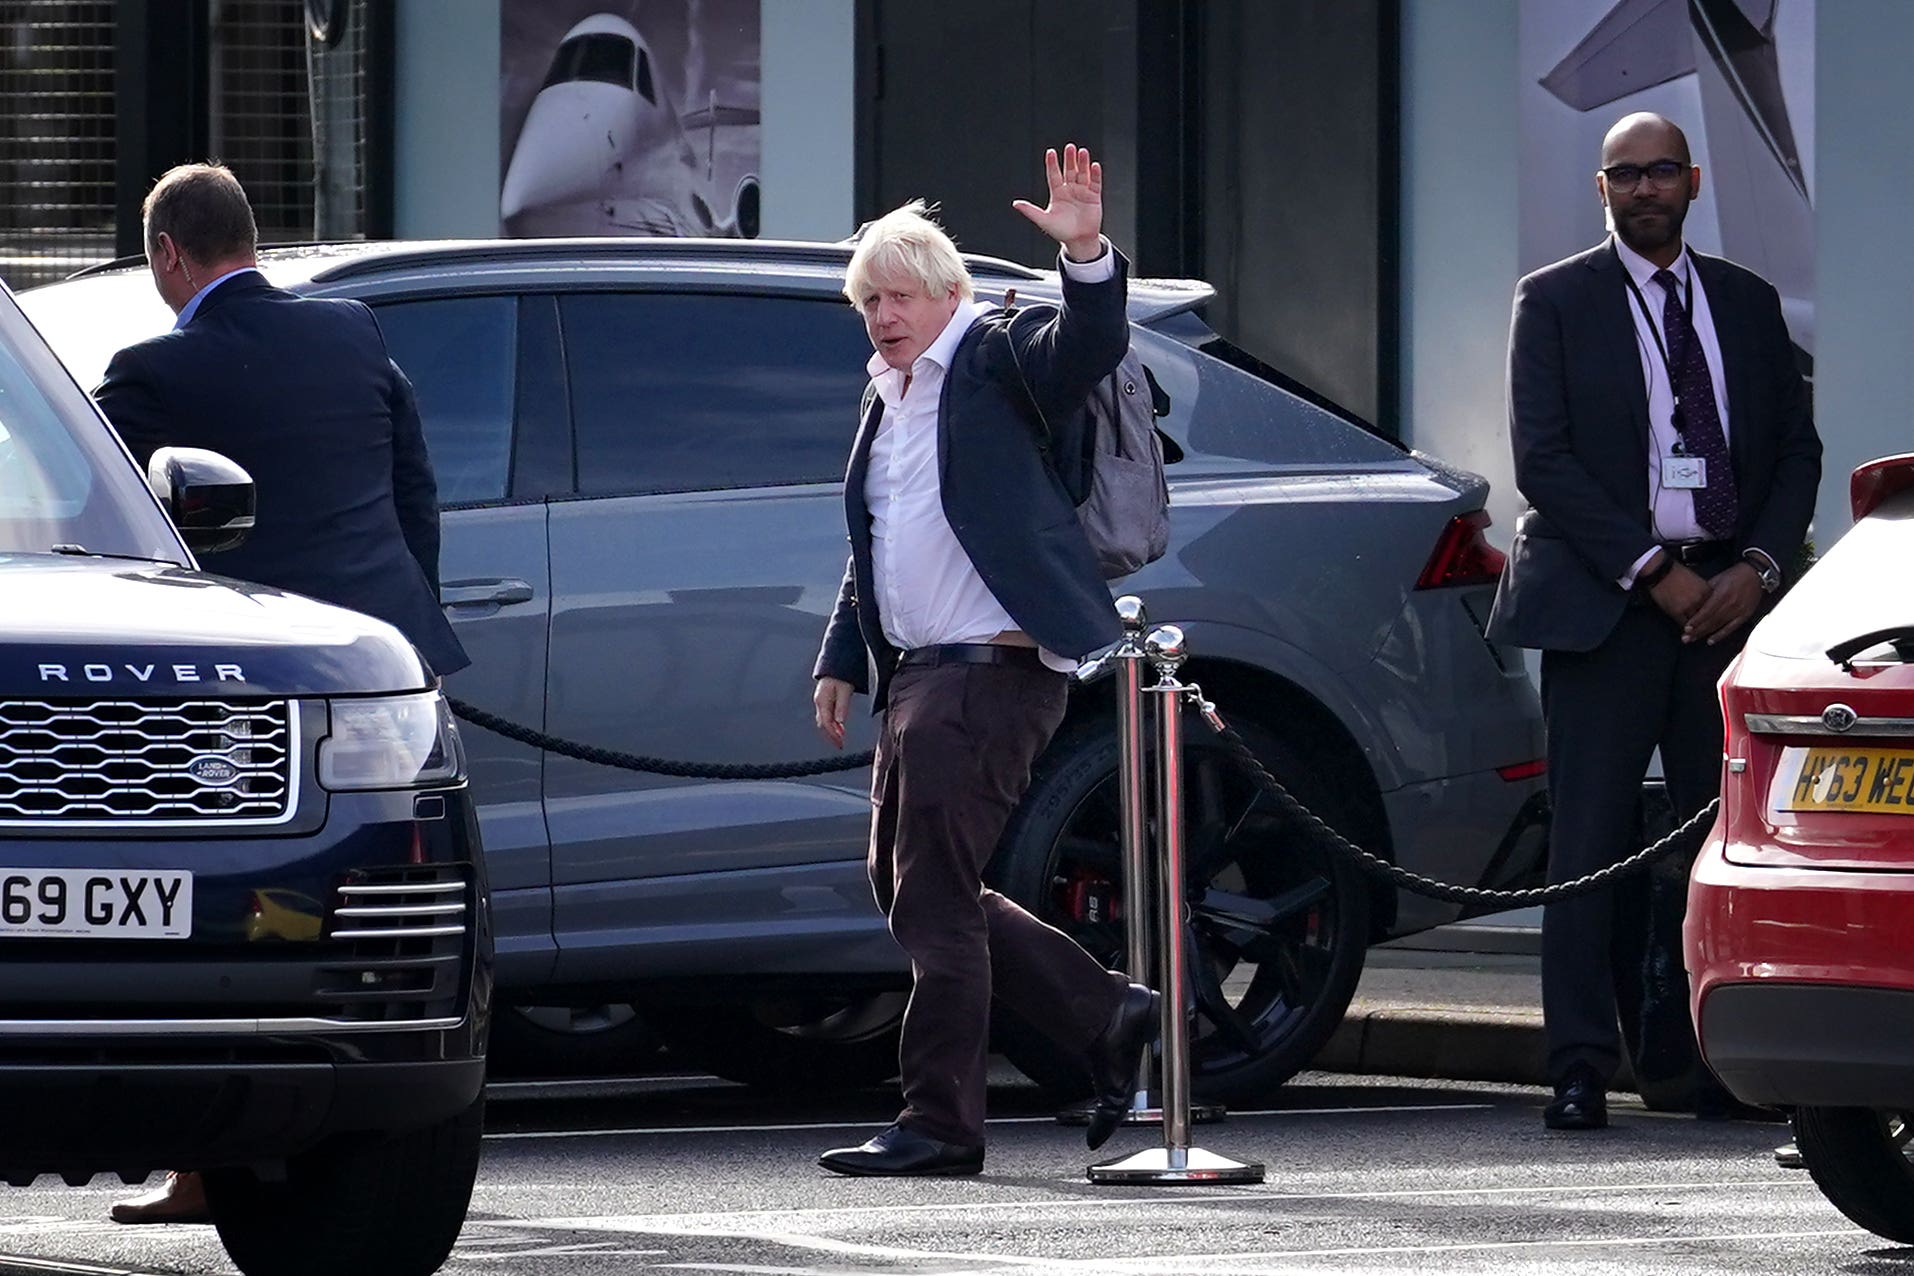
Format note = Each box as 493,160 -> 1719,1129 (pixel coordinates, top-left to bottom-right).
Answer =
998,303 -> 1055,452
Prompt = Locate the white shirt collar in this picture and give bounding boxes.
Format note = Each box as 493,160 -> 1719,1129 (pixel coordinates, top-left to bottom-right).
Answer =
174,265 -> 261,329
864,299 -> 994,393
1612,234 -> 1691,294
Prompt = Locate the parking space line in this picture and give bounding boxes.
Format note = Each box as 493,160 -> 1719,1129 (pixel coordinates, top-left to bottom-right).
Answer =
1068,1227 -> 1863,1271
484,1102 -> 1494,1140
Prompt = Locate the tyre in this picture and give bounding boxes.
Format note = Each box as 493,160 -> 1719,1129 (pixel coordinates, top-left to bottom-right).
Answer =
204,1096 -> 484,1276
655,991 -> 905,1091
988,712 -> 1371,1105
489,1002 -> 660,1077
1792,1106 -> 1914,1243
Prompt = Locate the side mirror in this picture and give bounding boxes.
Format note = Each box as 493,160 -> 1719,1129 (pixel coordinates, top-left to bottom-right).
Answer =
147,446 -> 255,554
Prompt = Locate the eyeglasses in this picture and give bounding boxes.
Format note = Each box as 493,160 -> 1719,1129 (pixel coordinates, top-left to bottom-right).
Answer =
1600,160 -> 1689,191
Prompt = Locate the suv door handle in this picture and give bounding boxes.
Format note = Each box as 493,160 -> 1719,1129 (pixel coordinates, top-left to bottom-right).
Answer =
442,578 -> 534,607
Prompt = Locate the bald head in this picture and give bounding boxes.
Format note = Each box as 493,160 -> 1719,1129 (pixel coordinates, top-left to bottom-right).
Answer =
1601,113 -> 1691,167
1597,113 -> 1700,268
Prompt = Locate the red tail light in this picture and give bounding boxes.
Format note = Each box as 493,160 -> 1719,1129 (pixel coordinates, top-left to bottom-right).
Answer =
1850,453 -> 1914,520
1417,511 -> 1507,589
1496,758 -> 1547,782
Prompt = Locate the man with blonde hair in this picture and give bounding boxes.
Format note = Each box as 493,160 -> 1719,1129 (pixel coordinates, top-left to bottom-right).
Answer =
812,144 -> 1156,1177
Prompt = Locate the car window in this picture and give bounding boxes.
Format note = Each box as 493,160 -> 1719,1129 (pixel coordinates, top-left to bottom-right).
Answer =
373,297 -> 517,506
0,299 -> 181,561
561,293 -> 871,495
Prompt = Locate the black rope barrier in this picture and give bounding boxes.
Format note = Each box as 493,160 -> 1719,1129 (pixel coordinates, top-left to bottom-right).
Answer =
1197,707 -> 1716,906
444,697 -> 874,779
445,690 -> 1713,906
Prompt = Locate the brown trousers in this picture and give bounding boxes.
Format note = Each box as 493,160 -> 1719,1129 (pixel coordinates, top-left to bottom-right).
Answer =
870,660 -> 1123,1146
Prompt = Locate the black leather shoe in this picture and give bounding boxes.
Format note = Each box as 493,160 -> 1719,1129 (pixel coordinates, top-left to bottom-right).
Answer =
1544,1064 -> 1608,1131
1085,982 -> 1161,1151
817,1124 -> 983,1177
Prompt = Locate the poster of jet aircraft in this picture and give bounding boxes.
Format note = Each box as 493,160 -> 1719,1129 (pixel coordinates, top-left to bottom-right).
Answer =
499,0 -> 761,238
1519,0 -> 1813,361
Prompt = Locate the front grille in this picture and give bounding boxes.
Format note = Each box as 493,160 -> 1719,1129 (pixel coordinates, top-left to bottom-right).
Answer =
0,699 -> 295,825
318,865 -> 470,1022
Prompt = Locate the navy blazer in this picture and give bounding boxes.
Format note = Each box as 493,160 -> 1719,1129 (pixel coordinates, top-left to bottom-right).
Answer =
94,272 -> 469,675
813,253 -> 1130,710
1486,240 -> 1821,653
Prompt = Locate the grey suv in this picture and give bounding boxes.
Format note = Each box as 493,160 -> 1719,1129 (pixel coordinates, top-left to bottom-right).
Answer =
24,239 -> 1546,1102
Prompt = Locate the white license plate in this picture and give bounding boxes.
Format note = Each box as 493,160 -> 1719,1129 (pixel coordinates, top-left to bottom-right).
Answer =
0,869 -> 192,939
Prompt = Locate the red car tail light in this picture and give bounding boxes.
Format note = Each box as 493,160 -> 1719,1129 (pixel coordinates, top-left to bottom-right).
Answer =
1417,511 -> 1507,589
1496,758 -> 1547,781
1850,453 -> 1914,520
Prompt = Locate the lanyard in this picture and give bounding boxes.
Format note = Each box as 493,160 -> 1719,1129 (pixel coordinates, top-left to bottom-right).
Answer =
1622,265 -> 1693,409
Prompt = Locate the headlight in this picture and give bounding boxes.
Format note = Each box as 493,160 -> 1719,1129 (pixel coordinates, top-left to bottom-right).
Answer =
318,693 -> 466,791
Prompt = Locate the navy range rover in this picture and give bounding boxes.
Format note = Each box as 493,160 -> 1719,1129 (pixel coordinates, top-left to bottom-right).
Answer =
0,281 -> 490,1276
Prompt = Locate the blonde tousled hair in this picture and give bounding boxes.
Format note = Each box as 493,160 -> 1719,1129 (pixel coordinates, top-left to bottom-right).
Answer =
843,200 -> 974,305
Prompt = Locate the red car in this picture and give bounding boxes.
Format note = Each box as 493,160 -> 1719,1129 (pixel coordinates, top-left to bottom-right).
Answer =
1688,453 -> 1914,1244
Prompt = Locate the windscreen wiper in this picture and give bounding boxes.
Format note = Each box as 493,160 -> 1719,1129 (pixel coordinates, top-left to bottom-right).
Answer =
1827,625 -> 1914,671
46,543 -> 177,566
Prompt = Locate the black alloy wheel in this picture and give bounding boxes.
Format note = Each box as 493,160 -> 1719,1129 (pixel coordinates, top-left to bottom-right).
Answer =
655,991 -> 906,1091
989,712 -> 1371,1104
489,1002 -> 662,1077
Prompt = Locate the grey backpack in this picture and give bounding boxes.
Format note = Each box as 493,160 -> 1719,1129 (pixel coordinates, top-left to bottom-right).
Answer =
1003,305 -> 1176,580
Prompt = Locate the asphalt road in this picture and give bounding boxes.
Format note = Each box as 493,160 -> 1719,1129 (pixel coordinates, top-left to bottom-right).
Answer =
0,1070 -> 1903,1276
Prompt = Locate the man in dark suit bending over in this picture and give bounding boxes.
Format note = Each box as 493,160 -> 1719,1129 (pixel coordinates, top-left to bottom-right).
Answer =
96,164 -> 467,1225
811,144 -> 1157,1176
1487,113 -> 1821,1130
95,162 -> 467,682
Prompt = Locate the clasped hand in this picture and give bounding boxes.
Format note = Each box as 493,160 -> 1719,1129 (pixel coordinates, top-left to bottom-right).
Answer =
1649,561 -> 1763,644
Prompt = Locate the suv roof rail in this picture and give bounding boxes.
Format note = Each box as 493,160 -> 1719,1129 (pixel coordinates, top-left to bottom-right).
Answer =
302,237 -> 1050,285
62,239 -> 390,281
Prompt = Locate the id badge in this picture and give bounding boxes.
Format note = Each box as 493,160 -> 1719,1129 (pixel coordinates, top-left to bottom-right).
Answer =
1663,453 -> 1707,489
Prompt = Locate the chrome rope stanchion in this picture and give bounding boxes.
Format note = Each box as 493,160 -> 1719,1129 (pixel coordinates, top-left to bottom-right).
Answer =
1088,624 -> 1263,1185
1061,598 -> 1220,1129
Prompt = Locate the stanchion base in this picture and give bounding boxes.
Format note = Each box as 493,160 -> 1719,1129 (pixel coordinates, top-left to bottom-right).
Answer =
1055,1099 -> 1226,1126
1086,1146 -> 1265,1185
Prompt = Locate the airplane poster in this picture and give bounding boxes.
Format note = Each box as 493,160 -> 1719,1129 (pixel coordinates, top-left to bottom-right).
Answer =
1517,0 -> 1814,359
499,0 -> 761,238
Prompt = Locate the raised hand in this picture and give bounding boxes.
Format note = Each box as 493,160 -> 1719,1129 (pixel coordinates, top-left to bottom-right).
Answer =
1012,144 -> 1103,262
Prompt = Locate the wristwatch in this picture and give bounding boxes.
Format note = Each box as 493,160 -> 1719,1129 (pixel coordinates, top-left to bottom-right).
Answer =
1636,554 -> 1674,591
1743,550 -> 1783,594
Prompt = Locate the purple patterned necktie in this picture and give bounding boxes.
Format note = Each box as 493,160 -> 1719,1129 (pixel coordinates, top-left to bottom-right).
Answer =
1652,268 -> 1738,539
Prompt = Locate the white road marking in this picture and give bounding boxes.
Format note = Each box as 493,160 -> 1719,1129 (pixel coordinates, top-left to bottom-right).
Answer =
502,1177 -> 1812,1230
484,1102 -> 1493,1140
1068,1227 -> 1865,1271
0,1255 -> 150,1275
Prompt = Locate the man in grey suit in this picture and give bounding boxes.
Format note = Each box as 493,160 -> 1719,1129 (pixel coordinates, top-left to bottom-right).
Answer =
1487,113 -> 1821,1130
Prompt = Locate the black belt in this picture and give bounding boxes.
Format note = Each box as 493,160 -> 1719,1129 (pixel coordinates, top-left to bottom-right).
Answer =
897,643 -> 1048,671
1660,540 -> 1737,569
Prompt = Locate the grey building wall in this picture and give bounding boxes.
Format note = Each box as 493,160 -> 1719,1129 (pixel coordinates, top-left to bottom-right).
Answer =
394,0 -> 501,238
1816,0 -> 1914,541
760,0 -> 855,240
1399,0 -> 1521,542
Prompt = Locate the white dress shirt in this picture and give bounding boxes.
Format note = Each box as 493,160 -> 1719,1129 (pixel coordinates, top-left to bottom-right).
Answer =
863,243 -> 1116,674
1613,236 -> 1733,587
